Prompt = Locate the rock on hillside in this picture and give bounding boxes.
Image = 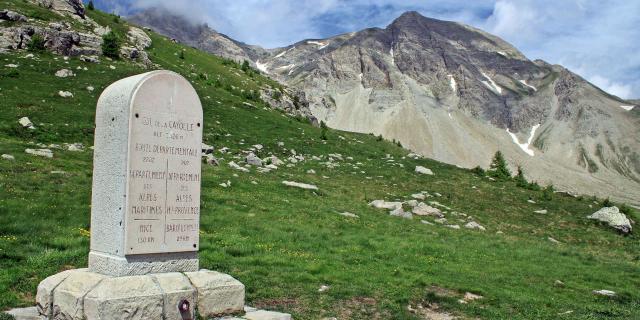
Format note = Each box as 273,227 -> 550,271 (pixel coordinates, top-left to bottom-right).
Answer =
29,0 -> 86,19
0,3 -> 153,65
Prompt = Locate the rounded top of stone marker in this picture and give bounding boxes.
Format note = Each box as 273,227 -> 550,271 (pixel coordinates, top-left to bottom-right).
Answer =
97,70 -> 202,118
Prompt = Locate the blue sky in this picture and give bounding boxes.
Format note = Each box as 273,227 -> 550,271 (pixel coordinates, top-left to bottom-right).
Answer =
93,0 -> 640,99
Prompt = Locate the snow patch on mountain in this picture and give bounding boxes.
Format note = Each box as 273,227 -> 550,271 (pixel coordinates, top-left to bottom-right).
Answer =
519,80 -> 537,91
481,72 -> 502,95
256,60 -> 269,73
307,41 -> 328,49
507,124 -> 540,157
448,75 -> 457,92
275,47 -> 295,59
619,105 -> 635,111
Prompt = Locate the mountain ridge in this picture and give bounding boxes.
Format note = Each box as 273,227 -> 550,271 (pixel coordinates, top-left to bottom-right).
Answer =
126,9 -> 640,205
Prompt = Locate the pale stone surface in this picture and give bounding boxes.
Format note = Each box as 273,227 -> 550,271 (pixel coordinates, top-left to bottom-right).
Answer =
152,272 -> 196,320
2,154 -> 15,160
127,27 -> 152,50
88,251 -> 198,277
58,90 -> 73,98
84,275 -> 163,320
412,203 -> 443,217
587,206 -> 632,234
338,212 -> 358,218
25,148 -> 53,158
244,310 -> 293,320
246,153 -> 263,166
185,270 -> 245,317
369,200 -> 402,210
593,289 -> 616,297
55,69 -> 75,77
415,166 -> 434,175
36,269 -> 75,318
52,270 -> 107,320
390,207 -> 412,219
89,70 -> 203,276
5,307 -> 44,320
282,181 -> 318,190
464,221 -> 486,231
19,116 -> 35,129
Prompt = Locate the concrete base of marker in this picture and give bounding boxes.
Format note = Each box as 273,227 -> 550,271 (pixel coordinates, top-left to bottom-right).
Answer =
88,251 -> 199,276
33,269 -> 244,320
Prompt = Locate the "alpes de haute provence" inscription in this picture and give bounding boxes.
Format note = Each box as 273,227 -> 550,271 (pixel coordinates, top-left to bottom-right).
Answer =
126,111 -> 202,254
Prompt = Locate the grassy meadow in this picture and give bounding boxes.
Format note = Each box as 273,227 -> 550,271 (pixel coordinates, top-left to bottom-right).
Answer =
0,4 -> 639,319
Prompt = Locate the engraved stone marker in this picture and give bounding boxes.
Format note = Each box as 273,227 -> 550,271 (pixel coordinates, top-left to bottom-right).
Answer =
33,70 -> 254,320
88,70 -> 203,276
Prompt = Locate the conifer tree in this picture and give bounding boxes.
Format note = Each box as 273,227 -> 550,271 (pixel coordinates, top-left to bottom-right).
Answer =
489,151 -> 511,180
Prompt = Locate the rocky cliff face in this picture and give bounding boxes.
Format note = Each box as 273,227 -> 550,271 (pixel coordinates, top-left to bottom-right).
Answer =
125,10 -> 639,204
254,11 -> 639,204
1,1 -> 153,66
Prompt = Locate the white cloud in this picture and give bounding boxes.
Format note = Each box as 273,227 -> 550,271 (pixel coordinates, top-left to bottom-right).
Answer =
588,75 -> 633,99
114,0 -> 640,98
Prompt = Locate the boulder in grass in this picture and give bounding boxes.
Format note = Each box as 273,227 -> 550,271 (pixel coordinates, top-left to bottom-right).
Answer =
282,181 -> 318,191
245,153 -> 263,166
55,69 -> 75,78
369,200 -> 402,210
19,117 -> 35,129
25,148 -> 53,158
587,206 -> 632,234
464,221 -> 486,231
415,166 -> 433,175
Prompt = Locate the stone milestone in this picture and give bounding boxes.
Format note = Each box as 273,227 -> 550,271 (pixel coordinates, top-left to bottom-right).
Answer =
89,70 -> 203,276
26,71 -> 262,320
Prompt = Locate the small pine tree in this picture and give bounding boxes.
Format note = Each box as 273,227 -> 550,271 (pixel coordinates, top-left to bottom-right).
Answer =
241,60 -> 250,72
488,151 -> 511,180
101,31 -> 121,59
179,50 -> 185,60
87,0 -> 95,10
27,34 -> 46,52
515,166 -> 528,188
320,128 -> 328,140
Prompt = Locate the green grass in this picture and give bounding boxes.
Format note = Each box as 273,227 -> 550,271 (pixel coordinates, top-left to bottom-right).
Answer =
1,5 -> 639,319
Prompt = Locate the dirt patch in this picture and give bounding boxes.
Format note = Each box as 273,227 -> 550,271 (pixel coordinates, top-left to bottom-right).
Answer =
333,297 -> 390,320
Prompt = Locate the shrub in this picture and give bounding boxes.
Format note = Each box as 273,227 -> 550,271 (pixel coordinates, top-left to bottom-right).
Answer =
471,166 -> 485,177
101,31 -> 121,59
241,60 -> 250,72
179,50 -> 185,60
0,312 -> 15,320
602,198 -> 613,207
27,34 -> 46,52
488,151 -> 511,180
87,0 -> 95,10
376,135 -> 383,142
515,166 -> 529,187
542,184 -> 554,201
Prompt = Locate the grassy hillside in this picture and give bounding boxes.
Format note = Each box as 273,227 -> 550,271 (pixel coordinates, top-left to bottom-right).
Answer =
1,5 -> 639,320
